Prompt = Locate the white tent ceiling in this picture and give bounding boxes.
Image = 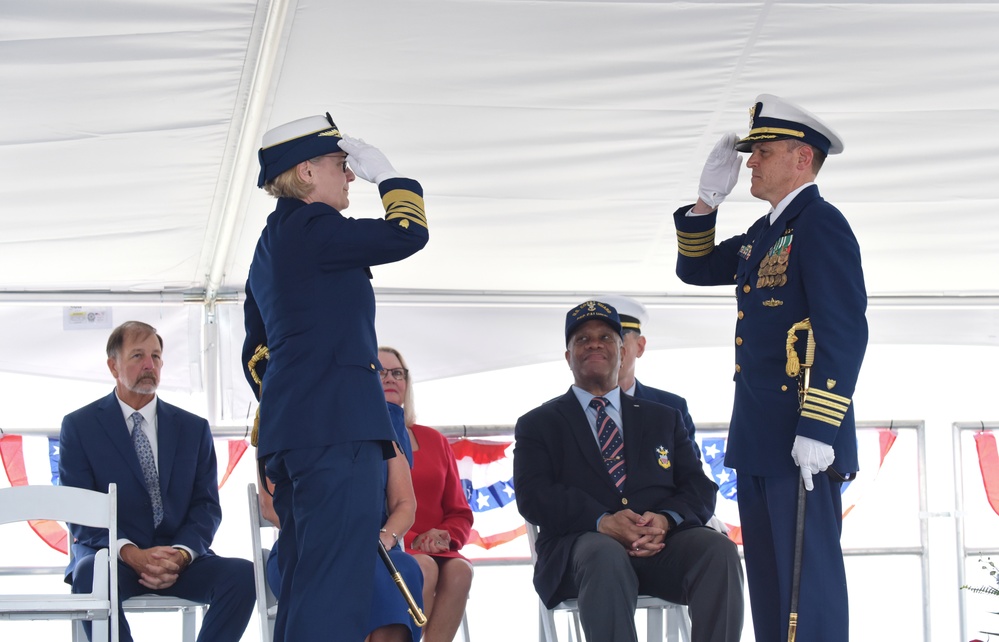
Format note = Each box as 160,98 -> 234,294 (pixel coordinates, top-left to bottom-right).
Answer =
2,0 -> 998,428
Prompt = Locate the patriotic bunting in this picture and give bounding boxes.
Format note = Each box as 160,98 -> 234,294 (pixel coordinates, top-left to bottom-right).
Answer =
451,438 -> 525,549
699,428 -> 898,544
0,434 -> 68,554
4,426 -> 991,555
218,439 -> 249,489
974,431 -> 999,518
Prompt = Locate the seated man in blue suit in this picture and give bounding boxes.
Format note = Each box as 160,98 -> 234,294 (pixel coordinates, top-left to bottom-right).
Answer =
514,301 -> 744,642
60,320 -> 254,642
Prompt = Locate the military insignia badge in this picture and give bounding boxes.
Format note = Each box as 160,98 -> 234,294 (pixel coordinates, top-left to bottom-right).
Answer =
738,243 -> 753,260
656,446 -> 671,470
827,379 -> 837,389
756,230 -> 793,289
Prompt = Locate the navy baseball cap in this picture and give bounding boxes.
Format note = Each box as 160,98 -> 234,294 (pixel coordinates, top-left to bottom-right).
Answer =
565,301 -> 623,345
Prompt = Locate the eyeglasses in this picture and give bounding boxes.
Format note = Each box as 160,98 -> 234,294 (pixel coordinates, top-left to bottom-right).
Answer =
379,368 -> 409,381
311,154 -> 349,173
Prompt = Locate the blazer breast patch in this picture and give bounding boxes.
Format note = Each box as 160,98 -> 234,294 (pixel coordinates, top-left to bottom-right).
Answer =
656,446 -> 671,470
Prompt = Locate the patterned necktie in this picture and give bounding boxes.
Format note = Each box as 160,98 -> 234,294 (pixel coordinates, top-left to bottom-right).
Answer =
131,412 -> 164,527
590,397 -> 627,491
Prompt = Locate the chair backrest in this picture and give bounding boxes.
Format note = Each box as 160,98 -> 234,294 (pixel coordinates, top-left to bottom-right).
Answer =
0,483 -> 119,642
525,520 -> 541,565
247,483 -> 278,642
0,484 -> 115,529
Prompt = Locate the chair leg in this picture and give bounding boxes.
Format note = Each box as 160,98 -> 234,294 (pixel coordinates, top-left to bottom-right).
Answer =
648,606 -> 664,642
664,606 -> 678,642
90,617 -> 110,642
460,610 -> 471,642
681,606 -> 692,642
539,599 -> 559,642
570,610 -> 582,642
665,604 -> 692,642
181,606 -> 198,642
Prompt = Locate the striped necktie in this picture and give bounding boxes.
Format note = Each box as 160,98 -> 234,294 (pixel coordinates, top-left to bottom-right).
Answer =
590,397 -> 627,491
131,412 -> 164,527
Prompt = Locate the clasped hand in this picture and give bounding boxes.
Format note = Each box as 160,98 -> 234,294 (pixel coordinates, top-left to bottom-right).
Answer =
411,528 -> 451,554
121,544 -> 187,590
598,509 -> 668,558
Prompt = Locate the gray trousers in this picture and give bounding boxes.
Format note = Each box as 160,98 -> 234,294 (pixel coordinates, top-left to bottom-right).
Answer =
559,528 -> 744,642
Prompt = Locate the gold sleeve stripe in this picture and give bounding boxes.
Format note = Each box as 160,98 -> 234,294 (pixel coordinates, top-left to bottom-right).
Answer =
677,228 -> 715,242
800,410 -> 843,427
385,204 -> 427,227
677,227 -> 715,257
680,239 -> 715,253
807,388 -> 852,406
382,189 -> 427,229
801,389 -> 852,427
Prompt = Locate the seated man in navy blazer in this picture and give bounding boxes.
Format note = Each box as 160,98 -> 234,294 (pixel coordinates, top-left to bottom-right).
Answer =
59,321 -> 254,642
514,301 -> 744,642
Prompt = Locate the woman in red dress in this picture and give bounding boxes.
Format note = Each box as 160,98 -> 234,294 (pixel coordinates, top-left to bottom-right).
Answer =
379,346 -> 474,642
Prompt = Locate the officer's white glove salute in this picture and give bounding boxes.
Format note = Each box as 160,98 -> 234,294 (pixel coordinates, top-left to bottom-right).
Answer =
791,435 -> 835,491
697,132 -> 742,210
337,135 -> 402,184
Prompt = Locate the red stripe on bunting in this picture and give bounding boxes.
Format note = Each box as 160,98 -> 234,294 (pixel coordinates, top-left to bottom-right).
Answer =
218,439 -> 248,489
878,427 -> 897,466
0,435 -> 68,554
974,431 -> 999,518
451,438 -> 511,464
469,524 -> 527,549
0,435 -> 28,485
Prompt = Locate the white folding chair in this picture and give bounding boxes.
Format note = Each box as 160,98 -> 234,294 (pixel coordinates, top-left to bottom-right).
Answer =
459,610 -> 471,641
525,522 -> 691,642
72,593 -> 208,642
120,595 -> 206,642
0,483 -> 119,642
247,483 -> 278,642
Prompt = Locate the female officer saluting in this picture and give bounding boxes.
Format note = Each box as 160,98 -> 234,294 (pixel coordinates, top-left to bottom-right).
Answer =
243,113 -> 429,642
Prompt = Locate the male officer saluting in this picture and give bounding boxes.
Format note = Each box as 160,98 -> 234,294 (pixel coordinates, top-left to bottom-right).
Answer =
673,95 -> 867,641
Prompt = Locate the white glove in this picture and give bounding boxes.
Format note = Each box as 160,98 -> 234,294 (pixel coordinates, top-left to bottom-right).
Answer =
791,435 -> 835,491
337,135 -> 401,184
697,132 -> 742,209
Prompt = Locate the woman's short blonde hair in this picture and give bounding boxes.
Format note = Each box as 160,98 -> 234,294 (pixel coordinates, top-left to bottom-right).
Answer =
263,160 -> 316,200
379,345 -> 416,427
